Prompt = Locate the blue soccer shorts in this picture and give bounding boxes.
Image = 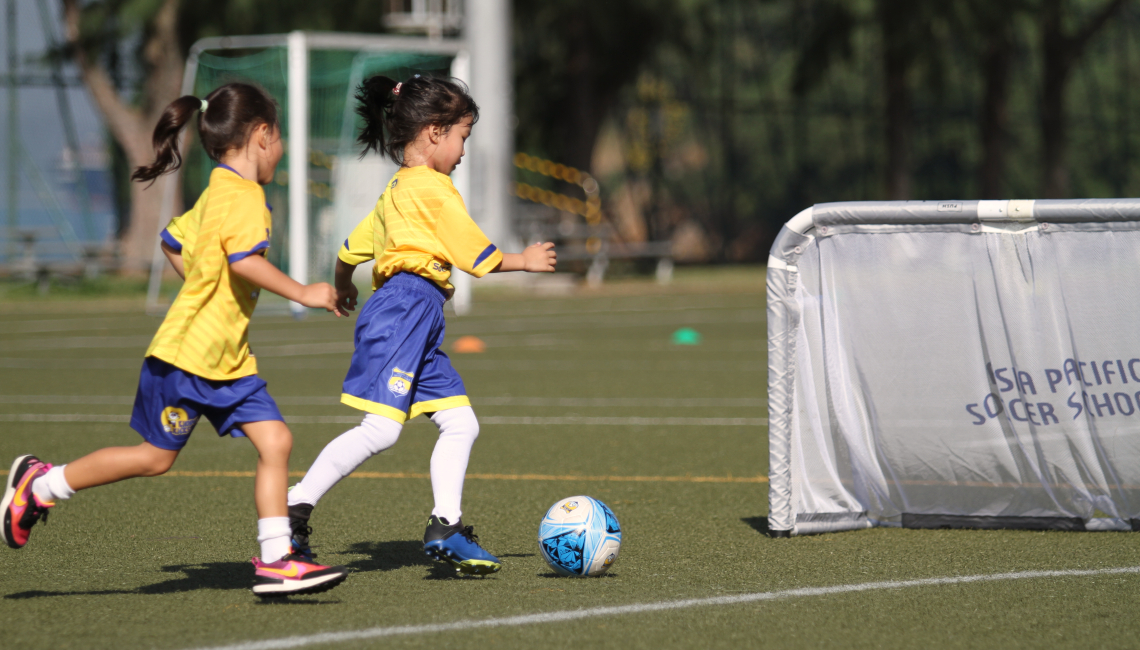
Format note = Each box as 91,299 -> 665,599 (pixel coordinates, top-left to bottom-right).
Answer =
341,272 -> 469,423
130,356 -> 284,451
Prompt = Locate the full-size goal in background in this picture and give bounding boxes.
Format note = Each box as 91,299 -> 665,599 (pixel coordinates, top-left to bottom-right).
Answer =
768,199 -> 1140,536
145,32 -> 472,315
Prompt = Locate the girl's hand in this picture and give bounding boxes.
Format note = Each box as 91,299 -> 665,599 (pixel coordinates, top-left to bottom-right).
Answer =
521,241 -> 557,272
336,283 -> 359,314
300,282 -> 341,315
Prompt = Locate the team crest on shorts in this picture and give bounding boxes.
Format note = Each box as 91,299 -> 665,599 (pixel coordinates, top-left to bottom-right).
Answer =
160,406 -> 198,436
387,367 -> 414,397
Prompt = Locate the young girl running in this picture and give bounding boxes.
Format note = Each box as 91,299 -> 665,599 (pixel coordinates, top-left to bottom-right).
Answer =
285,75 -> 556,575
2,82 -> 350,596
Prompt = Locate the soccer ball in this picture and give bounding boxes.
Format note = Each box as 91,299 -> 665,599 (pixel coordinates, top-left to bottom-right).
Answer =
538,496 -> 622,577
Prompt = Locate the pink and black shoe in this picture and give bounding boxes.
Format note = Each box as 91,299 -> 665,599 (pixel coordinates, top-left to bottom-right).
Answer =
2,455 -> 54,549
251,553 -> 348,596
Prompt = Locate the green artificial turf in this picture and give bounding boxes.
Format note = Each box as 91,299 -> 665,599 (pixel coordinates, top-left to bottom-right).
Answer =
1,267 -> 1138,649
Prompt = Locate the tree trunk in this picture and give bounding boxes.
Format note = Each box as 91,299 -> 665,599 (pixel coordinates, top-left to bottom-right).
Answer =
979,26 -> 1012,199
1040,2 -> 1071,199
563,14 -> 607,174
883,47 -> 911,200
1039,0 -> 1128,199
879,0 -> 912,201
64,0 -> 185,272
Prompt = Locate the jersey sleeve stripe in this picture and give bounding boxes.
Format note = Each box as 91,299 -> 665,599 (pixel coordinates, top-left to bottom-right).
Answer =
226,240 -> 270,264
473,244 -> 499,270
160,228 -> 183,252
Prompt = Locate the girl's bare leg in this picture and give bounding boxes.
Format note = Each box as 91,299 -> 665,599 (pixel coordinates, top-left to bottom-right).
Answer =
62,442 -> 179,491
240,420 -> 293,519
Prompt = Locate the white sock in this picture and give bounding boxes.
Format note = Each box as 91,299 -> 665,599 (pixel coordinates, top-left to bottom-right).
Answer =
31,465 -> 74,503
429,406 -> 480,524
288,413 -> 403,507
257,516 -> 292,563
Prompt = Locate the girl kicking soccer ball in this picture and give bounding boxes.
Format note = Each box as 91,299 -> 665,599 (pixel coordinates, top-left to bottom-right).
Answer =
285,75 -> 556,575
2,82 -> 350,596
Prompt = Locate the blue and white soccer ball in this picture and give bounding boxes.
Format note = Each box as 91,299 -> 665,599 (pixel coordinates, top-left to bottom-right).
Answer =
538,496 -> 622,577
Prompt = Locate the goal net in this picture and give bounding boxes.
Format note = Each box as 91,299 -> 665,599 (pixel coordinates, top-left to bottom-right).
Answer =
146,33 -> 466,314
767,199 -> 1140,536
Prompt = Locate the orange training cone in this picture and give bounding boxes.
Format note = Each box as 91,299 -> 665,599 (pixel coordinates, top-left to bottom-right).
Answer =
452,335 -> 486,354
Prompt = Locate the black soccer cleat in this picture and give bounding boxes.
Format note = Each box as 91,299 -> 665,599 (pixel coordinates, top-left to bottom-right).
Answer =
288,502 -> 315,560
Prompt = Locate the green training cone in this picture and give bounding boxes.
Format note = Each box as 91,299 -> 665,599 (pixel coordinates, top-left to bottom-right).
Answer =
672,327 -> 702,345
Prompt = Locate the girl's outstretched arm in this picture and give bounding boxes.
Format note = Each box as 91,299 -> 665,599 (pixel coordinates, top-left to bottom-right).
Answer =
161,241 -> 185,280
493,241 -> 557,273
231,254 -> 343,315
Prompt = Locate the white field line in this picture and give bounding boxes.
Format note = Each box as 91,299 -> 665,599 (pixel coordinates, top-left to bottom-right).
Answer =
0,395 -> 766,407
0,309 -> 763,348
185,566 -> 1140,650
0,298 -> 758,335
0,358 -> 761,372
0,414 -> 766,426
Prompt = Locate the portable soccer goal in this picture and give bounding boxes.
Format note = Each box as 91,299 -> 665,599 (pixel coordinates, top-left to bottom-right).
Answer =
145,31 -> 473,315
767,199 -> 1140,536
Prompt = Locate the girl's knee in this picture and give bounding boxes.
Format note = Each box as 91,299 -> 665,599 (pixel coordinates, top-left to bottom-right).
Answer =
140,445 -> 178,476
431,406 -> 479,440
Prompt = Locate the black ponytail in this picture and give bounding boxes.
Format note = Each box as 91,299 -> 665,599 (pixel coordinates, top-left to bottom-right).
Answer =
132,82 -> 280,185
354,74 -> 479,166
355,75 -> 399,160
131,96 -> 203,184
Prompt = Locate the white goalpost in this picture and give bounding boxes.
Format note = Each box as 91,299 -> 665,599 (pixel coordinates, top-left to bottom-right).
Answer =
768,198 -> 1140,536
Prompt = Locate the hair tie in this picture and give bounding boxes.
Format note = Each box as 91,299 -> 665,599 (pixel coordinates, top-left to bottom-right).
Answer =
393,83 -> 402,96
199,98 -> 209,113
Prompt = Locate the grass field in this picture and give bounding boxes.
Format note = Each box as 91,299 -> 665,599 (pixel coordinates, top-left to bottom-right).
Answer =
1,267 -> 1139,649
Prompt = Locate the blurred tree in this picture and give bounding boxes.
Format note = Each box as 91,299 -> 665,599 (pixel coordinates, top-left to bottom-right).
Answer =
1039,0 -> 1129,198
513,0 -> 682,173
963,1 -> 1027,199
793,0 -> 955,200
59,0 -> 387,270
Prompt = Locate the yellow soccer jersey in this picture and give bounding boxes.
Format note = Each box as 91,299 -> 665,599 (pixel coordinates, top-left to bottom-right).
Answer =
147,166 -> 273,380
338,165 -> 503,295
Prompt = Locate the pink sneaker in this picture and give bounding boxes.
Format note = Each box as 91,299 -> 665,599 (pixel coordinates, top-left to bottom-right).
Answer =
251,553 -> 348,596
2,455 -> 54,549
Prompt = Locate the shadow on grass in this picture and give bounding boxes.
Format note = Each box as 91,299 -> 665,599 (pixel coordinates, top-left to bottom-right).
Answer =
5,561 -> 251,599
341,540 -> 433,574
741,516 -> 771,536
340,540 -> 509,581
538,572 -> 619,579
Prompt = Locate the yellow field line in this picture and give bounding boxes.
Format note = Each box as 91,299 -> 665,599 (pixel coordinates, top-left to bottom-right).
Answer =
0,469 -> 767,484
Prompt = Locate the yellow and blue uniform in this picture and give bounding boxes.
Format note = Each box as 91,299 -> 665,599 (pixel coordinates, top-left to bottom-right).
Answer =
339,165 -> 503,423
130,165 -> 283,450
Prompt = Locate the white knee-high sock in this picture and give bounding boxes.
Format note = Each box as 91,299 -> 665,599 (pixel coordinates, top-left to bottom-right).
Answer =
287,414 -> 403,507
429,406 -> 480,524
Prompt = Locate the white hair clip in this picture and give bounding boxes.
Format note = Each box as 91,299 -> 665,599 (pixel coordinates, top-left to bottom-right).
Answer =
393,83 -> 402,96
200,98 -> 209,113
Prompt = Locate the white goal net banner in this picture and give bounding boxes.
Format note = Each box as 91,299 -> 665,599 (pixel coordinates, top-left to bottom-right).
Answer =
767,199 -> 1140,535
